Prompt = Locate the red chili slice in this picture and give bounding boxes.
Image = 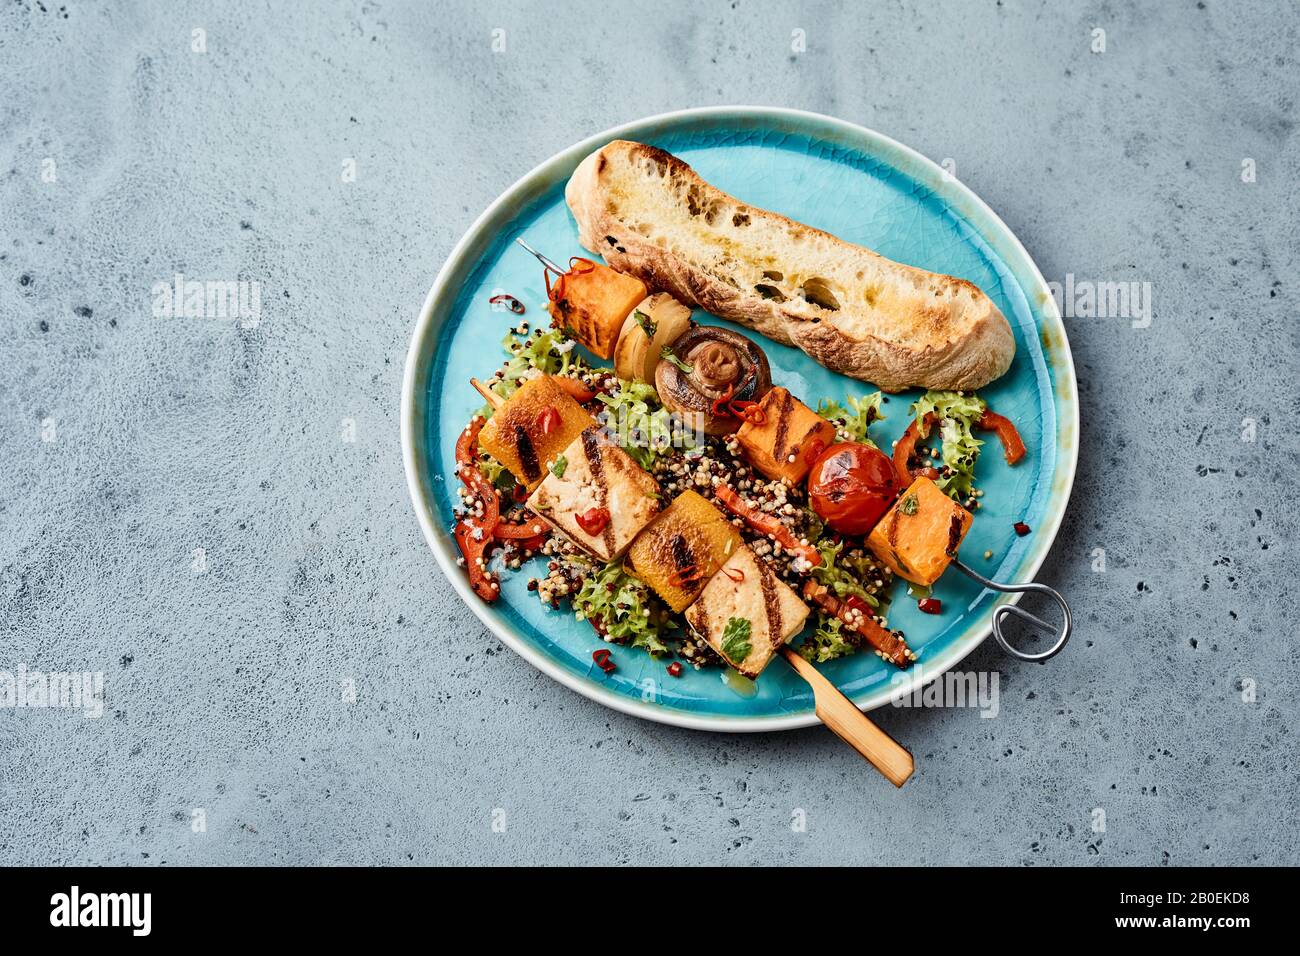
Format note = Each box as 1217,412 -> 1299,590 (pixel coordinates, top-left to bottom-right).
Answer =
536,406 -> 561,435
488,293 -> 525,314
576,507 -> 610,536
728,399 -> 765,425
722,566 -> 746,583
667,662 -> 683,678
592,648 -> 616,673
667,564 -> 702,589
1013,521 -> 1031,536
917,597 -> 942,614
710,383 -> 736,419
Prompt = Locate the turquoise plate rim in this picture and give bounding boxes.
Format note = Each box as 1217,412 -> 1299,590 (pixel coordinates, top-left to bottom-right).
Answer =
400,107 -> 1079,733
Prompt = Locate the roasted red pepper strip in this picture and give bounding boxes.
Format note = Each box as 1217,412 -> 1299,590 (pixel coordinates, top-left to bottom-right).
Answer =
842,595 -> 913,666
551,376 -> 597,403
493,515 -> 551,539
803,582 -> 912,667
892,413 -> 941,487
714,484 -> 821,567
454,520 -> 497,602
454,418 -> 500,527
453,415 -> 502,600
978,409 -> 1027,465
455,414 -> 486,473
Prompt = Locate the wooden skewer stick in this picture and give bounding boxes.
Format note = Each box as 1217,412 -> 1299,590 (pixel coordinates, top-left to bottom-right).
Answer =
468,377 -> 911,786
780,646 -> 914,787
471,377 -> 503,409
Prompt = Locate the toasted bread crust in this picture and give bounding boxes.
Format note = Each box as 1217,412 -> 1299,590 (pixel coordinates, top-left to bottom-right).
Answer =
565,140 -> 1015,392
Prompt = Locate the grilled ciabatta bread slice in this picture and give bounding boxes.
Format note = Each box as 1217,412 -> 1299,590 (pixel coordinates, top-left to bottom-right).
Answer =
565,140 -> 1015,392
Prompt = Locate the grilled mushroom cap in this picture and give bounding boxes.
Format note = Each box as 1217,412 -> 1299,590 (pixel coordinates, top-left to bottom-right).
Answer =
655,325 -> 772,436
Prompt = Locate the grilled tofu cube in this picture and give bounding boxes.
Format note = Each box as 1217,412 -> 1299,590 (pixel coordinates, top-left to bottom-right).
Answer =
623,490 -> 743,612
527,427 -> 662,561
866,476 -> 973,585
684,546 -> 810,678
479,376 -> 597,490
736,387 -> 836,485
548,261 -> 647,360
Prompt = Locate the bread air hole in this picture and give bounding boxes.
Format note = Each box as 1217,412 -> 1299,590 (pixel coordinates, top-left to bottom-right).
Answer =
802,277 -> 841,311
686,185 -> 704,217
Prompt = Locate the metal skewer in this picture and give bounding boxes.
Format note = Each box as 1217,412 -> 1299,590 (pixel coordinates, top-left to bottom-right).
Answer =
514,237 -> 567,276
950,559 -> 1072,663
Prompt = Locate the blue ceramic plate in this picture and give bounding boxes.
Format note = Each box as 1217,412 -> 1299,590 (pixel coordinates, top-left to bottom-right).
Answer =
401,108 -> 1078,731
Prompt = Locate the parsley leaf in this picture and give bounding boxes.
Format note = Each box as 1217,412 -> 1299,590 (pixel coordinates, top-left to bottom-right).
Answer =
550,455 -> 567,478
634,309 -> 657,340
660,346 -> 693,374
720,617 -> 753,662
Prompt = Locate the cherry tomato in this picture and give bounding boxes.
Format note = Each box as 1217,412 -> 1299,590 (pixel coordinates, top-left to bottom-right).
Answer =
807,442 -> 898,537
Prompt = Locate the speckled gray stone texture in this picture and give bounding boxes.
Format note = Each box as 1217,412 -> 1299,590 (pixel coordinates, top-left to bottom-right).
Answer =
1,0 -> 1297,866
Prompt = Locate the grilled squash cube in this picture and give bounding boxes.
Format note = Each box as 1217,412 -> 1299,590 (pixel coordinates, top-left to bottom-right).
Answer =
527,427 -> 662,562
866,476 -> 973,586
478,376 -> 597,490
548,261 -> 647,360
684,546 -> 810,678
623,490 -> 743,612
736,387 -> 836,485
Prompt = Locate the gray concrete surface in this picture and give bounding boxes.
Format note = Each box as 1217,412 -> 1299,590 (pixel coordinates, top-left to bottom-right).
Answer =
2,0 -> 1297,866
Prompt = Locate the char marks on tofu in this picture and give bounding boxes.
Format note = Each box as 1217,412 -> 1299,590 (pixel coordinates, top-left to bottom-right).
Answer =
684,545 -> 810,678
527,425 -> 662,563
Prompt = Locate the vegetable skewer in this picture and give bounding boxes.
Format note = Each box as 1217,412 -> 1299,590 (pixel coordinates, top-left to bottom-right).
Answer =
468,376 -> 914,786
508,245 -> 1068,656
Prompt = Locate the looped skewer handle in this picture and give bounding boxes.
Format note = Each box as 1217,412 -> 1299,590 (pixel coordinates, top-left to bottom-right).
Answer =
950,559 -> 1073,663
